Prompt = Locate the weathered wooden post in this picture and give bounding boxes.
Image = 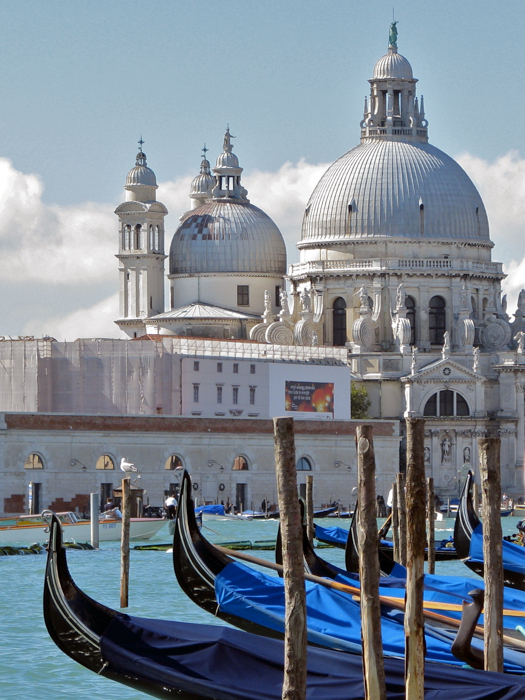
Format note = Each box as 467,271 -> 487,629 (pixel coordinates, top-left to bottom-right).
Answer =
90,492 -> 99,549
392,481 -> 400,563
356,425 -> 386,700
306,474 -> 314,546
426,477 -> 435,575
405,419 -> 426,700
478,436 -> 504,673
397,472 -> 407,567
120,477 -> 131,608
273,417 -> 307,700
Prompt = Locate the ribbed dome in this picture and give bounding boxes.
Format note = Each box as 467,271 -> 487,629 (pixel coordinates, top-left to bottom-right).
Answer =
373,48 -> 413,80
191,158 -> 214,197
170,200 -> 287,275
216,150 -> 240,168
126,151 -> 157,187
301,140 -> 490,244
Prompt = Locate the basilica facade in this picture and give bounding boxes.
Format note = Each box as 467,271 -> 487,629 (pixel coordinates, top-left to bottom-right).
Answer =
112,28 -> 525,495
1,28 -> 524,518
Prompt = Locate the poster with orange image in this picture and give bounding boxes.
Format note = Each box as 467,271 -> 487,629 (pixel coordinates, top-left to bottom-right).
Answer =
284,381 -> 334,417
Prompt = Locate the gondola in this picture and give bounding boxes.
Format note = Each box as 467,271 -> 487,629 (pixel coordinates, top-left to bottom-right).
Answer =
454,471 -> 525,590
171,471 -> 525,668
315,520 -> 457,562
44,513 -> 525,700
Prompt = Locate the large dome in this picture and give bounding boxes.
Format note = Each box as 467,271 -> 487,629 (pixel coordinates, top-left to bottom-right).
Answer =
300,140 -> 490,245
170,199 -> 287,275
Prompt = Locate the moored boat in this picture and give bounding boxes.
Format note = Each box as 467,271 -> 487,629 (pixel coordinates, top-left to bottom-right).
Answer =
454,471 -> 525,590
43,511 -> 525,700
172,471 -> 525,669
0,510 -> 166,545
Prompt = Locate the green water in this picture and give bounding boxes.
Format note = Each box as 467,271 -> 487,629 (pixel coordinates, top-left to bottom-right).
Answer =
0,516 -> 514,699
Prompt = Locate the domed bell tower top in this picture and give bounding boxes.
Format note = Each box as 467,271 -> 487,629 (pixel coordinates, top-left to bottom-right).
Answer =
124,140 -> 159,203
211,128 -> 249,200
361,23 -> 428,143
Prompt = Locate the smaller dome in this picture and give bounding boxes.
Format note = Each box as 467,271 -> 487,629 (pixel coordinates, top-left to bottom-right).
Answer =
373,47 -> 413,80
216,150 -> 239,168
126,151 -> 157,187
191,158 -> 215,197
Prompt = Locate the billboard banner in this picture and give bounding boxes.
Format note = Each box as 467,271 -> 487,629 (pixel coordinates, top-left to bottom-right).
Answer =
285,381 -> 334,417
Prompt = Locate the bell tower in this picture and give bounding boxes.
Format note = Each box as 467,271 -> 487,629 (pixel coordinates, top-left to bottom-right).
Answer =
115,141 -> 168,338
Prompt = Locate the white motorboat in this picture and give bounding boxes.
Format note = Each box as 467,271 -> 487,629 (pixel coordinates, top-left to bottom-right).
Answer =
0,510 -> 166,545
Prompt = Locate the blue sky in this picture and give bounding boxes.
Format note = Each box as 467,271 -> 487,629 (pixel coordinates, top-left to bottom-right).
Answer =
1,0 -> 525,338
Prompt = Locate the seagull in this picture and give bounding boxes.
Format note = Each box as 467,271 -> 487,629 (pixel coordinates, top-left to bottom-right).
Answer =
120,457 -> 138,473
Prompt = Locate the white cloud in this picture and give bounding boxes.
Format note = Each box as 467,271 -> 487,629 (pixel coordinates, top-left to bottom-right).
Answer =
13,152 -> 525,338
0,157 -> 116,284
25,292 -> 121,341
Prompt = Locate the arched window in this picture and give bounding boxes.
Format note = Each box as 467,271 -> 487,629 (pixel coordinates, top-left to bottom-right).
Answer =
406,296 -> 416,345
24,453 -> 44,469
333,297 -> 347,347
134,224 -> 142,250
149,225 -> 154,251
96,455 -> 115,470
470,297 -> 477,319
296,456 -> 312,471
124,225 -> 131,250
155,226 -> 160,251
232,456 -> 249,471
165,455 -> 183,470
429,296 -> 446,345
424,390 -> 470,417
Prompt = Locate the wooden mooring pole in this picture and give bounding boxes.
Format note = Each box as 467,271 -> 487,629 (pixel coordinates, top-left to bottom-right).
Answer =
426,477 -> 435,575
273,417 -> 307,700
397,472 -> 407,567
120,477 -> 131,609
356,425 -> 386,700
392,482 -> 400,563
478,436 -> 504,673
306,474 -> 314,546
405,419 -> 426,700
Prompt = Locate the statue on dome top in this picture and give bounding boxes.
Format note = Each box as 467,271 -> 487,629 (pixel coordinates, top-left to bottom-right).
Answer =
389,21 -> 398,49
223,128 -> 235,153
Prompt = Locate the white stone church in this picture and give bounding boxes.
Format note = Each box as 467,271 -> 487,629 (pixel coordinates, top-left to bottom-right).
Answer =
0,26 -> 523,515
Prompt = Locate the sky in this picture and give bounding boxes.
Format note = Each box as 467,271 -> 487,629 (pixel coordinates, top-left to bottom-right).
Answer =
1,0 -> 525,340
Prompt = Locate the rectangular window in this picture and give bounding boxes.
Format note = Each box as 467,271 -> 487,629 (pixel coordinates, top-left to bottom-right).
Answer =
193,384 -> 199,403
250,364 -> 256,374
217,362 -> 222,373
217,386 -> 223,404
233,387 -> 239,404
228,175 -> 235,190
233,363 -> 239,373
237,285 -> 249,306
275,285 -> 281,307
249,386 -> 256,405
193,361 -> 199,371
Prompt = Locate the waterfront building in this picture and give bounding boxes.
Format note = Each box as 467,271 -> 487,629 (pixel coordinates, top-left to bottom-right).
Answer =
1,26 -> 524,516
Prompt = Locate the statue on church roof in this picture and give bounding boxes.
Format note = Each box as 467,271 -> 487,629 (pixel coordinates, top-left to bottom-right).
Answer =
396,283 -> 406,310
473,346 -> 480,372
515,331 -> 525,354
223,128 -> 235,153
389,21 -> 398,48
264,289 -> 272,315
279,289 -> 290,315
518,289 -> 525,313
300,288 -> 311,313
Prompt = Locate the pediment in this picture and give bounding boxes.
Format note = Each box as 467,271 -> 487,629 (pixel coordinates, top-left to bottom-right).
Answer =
401,357 -> 484,384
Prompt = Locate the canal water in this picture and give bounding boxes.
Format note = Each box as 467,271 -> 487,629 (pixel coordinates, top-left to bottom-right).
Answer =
0,516 -> 518,699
